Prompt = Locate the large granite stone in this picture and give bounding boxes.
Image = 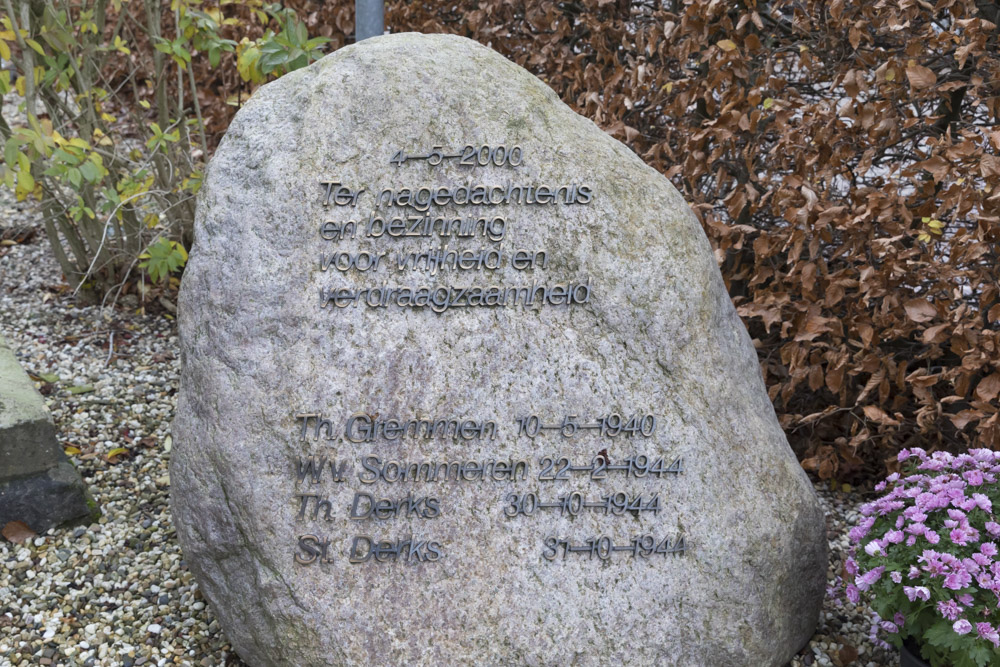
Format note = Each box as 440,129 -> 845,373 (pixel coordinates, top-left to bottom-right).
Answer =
171,33 -> 826,666
0,333 -> 97,532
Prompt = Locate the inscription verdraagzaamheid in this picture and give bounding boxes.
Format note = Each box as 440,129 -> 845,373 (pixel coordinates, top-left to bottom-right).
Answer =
170,32 -> 827,667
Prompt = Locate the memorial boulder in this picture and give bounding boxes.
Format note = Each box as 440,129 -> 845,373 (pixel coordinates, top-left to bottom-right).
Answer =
171,33 -> 826,666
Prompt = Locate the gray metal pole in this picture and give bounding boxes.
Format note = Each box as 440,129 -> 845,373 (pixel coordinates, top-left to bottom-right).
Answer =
356,0 -> 384,41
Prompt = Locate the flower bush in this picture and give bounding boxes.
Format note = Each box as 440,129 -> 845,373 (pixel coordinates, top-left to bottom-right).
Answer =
848,448 -> 1000,667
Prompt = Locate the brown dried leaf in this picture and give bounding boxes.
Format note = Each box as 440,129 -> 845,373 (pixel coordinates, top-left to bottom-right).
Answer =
921,323 -> 950,344
848,26 -> 861,50
904,298 -> 937,323
975,373 -> 1000,403
857,323 -> 874,348
839,644 -> 859,664
914,155 -> 950,182
906,63 -> 937,89
2,521 -> 36,544
863,405 -> 900,426
856,369 -> 885,405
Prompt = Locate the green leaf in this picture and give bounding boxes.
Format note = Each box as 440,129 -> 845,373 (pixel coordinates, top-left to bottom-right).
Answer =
924,622 -> 962,650
79,160 -> 101,183
17,166 -> 34,194
25,38 -> 45,55
38,373 -> 60,383
4,137 -> 20,167
304,36 -> 331,50
67,167 -> 82,188
292,18 -> 307,45
258,49 -> 287,73
67,384 -> 94,394
52,147 -> 78,165
139,238 -> 188,283
172,43 -> 191,63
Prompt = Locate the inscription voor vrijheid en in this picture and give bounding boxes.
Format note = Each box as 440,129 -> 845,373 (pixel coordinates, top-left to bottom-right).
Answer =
294,146 -> 686,566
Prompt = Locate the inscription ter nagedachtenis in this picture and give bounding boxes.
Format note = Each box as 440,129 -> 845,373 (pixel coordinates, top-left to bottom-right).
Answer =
171,33 -> 827,666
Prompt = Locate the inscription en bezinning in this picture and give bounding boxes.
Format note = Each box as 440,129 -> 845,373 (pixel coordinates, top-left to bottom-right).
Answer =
293,147 -> 686,566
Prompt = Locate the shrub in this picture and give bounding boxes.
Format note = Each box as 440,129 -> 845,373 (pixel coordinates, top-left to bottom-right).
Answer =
0,0 -> 326,303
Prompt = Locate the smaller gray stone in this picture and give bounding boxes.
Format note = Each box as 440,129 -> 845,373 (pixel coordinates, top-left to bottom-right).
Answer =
0,334 -> 61,479
72,527 -> 86,539
0,332 -> 98,532
0,460 -> 98,533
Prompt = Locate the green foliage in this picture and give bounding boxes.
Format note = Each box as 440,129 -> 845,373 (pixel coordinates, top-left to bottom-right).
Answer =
236,5 -> 329,83
156,5 -> 237,68
0,0 -> 326,302
139,238 -> 188,284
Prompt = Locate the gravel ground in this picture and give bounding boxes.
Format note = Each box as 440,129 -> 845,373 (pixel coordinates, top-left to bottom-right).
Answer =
0,159 -> 899,666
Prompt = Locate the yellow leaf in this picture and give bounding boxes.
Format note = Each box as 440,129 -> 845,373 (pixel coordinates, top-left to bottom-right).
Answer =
926,219 -> 944,230
0,39 -> 9,61
139,100 -> 150,109
17,166 -> 34,194
101,112 -> 116,123
763,97 -> 774,109
105,447 -> 129,461
717,39 -> 738,52
14,75 -> 24,96
918,232 -> 931,242
64,446 -> 81,455
25,38 -> 44,55
662,82 -> 673,93
799,44 -> 808,53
